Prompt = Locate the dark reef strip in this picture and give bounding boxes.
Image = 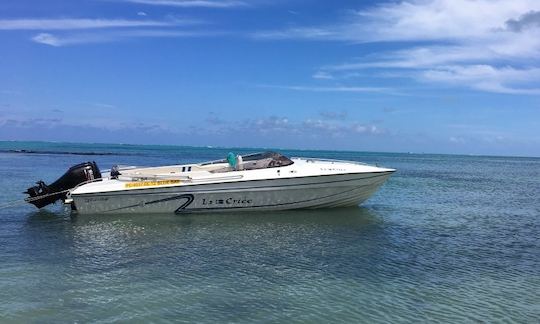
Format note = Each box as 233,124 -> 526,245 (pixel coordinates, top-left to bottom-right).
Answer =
1,149 -> 133,156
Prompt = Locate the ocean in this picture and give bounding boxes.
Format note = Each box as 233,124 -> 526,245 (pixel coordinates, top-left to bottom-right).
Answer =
0,141 -> 538,322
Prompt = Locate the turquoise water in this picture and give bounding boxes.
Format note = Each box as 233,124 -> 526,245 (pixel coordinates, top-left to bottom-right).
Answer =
0,141 -> 539,322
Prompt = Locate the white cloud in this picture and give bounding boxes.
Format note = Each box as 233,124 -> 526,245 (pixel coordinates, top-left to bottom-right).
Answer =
303,119 -> 384,136
319,110 -> 347,120
32,33 -> 62,46
353,124 -> 382,135
123,0 -> 247,8
326,46 -> 502,70
0,18 -> 191,30
253,27 -> 340,41
351,0 -> 539,42
137,12 -> 148,16
420,65 -> 540,94
32,29 -> 224,46
312,71 -> 334,80
323,31 -> 540,72
320,39 -> 540,94
32,32 -> 123,46
203,115 -> 385,138
91,102 -> 117,109
255,0 -> 540,95
255,0 -> 540,42
1,16 -> 208,46
259,84 -> 389,93
0,116 -> 177,139
449,136 -> 466,144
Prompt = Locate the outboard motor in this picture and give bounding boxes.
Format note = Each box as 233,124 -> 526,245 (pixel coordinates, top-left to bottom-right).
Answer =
25,161 -> 101,209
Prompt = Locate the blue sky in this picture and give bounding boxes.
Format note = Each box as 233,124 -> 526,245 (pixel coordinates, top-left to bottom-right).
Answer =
1,0 -> 539,156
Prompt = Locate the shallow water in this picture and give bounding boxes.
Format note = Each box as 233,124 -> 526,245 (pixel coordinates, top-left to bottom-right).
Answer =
1,142 -> 539,322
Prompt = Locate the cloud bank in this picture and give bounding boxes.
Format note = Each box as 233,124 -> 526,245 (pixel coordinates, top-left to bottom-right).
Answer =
255,0 -> 540,95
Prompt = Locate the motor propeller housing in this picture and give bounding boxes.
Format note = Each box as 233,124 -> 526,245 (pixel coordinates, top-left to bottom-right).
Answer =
25,161 -> 101,209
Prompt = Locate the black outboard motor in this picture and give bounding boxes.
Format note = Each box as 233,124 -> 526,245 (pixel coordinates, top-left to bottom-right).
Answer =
25,161 -> 101,209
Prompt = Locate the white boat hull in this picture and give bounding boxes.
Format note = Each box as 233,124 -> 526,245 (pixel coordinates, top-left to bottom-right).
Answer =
71,171 -> 393,214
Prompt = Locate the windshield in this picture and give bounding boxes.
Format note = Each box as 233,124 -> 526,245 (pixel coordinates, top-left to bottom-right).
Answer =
204,151 -> 294,171
241,152 -> 294,169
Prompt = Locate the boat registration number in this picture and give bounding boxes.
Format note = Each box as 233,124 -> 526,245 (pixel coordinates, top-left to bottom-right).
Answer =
125,180 -> 181,188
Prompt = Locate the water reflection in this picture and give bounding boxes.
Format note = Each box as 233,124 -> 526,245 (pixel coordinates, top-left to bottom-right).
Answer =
22,207 -> 387,279
71,206 -> 381,228
25,207 -> 70,222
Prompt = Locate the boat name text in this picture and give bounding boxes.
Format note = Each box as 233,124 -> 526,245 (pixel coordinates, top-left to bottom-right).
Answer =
202,197 -> 253,206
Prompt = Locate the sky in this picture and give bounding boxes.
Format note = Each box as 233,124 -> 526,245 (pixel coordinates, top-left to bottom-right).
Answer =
1,0 -> 539,156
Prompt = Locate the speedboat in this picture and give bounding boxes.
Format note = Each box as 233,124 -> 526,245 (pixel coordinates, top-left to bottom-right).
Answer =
25,152 -> 395,214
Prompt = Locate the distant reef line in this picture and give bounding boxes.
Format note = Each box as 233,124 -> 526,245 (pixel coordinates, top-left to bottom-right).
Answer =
0,149 -> 131,156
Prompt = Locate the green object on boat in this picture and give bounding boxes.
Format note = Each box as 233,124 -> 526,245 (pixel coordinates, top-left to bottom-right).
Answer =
227,152 -> 237,167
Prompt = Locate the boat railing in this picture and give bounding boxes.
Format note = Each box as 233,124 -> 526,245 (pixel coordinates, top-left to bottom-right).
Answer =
118,173 -> 191,181
118,172 -> 243,183
188,175 -> 243,182
292,157 -> 370,166
101,165 -> 138,173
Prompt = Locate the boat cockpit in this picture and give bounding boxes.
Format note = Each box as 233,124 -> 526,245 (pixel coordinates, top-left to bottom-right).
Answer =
204,151 -> 294,173
84,151 -> 295,184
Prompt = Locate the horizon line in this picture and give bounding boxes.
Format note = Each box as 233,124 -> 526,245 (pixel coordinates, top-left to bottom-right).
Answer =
1,139 -> 538,159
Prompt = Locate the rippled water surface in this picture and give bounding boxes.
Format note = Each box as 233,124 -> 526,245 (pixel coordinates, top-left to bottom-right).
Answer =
1,142 -> 539,322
